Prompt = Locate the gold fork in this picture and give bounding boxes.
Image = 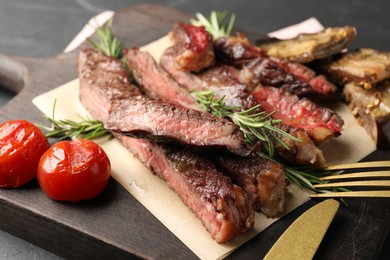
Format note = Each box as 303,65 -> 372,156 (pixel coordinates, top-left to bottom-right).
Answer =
310,160 -> 390,198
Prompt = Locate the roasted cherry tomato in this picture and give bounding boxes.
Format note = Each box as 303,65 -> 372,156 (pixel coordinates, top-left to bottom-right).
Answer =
0,120 -> 49,188
37,139 -> 111,202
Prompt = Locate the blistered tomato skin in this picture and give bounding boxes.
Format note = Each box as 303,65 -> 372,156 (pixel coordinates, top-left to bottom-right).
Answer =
0,120 -> 50,188
37,139 -> 111,202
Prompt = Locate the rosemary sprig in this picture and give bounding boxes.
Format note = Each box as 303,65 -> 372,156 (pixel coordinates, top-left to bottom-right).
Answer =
194,90 -> 300,157
37,100 -> 110,140
88,18 -> 123,58
190,11 -> 236,40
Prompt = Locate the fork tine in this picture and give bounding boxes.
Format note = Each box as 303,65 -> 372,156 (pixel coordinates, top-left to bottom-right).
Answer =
320,170 -> 390,181
310,190 -> 390,198
314,180 -> 390,188
324,160 -> 390,171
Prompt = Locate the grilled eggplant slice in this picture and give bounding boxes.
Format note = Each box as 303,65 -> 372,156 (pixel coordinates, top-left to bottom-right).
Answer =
322,48 -> 390,89
258,26 -> 356,63
343,81 -> 390,149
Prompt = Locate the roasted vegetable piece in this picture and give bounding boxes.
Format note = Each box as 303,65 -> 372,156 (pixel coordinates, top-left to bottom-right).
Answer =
0,120 -> 50,188
322,48 -> 390,89
343,81 -> 390,149
37,139 -> 111,202
257,26 -> 356,63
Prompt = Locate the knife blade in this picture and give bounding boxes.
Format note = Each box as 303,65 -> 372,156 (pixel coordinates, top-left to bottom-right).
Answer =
264,199 -> 340,260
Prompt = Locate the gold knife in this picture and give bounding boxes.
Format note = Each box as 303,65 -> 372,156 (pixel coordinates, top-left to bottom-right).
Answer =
264,199 -> 340,260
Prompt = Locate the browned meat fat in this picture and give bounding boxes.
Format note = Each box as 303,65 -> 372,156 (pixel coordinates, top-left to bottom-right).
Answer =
257,26 -> 357,63
343,81 -> 390,149
213,155 -> 286,217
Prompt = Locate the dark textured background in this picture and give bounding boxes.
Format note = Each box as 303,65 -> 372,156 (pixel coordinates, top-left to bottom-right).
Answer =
0,0 -> 389,259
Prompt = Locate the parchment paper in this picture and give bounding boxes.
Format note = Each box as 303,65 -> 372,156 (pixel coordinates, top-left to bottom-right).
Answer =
32,19 -> 376,260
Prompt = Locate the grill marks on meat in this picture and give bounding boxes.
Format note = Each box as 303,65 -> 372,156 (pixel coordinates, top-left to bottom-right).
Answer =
105,98 -> 248,155
214,35 -> 335,97
78,48 -> 254,243
171,22 -> 215,72
78,48 -> 141,121
251,86 -> 344,142
125,47 -> 202,111
213,155 -> 286,217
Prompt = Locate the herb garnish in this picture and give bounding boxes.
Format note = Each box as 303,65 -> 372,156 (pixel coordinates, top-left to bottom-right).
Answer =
38,100 -> 110,140
191,11 -> 236,40
88,18 -> 123,58
194,90 -> 301,157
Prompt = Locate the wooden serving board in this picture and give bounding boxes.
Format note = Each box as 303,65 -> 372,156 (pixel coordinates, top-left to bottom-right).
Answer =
0,4 -> 389,259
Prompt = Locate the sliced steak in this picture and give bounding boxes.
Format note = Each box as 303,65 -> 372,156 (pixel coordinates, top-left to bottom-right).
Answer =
160,47 -> 326,166
124,47 -> 202,111
214,35 -> 334,97
104,98 -> 248,155
251,85 -> 344,142
78,48 -> 142,121
78,48 -> 254,242
213,154 -> 286,217
171,22 -> 215,72
270,57 -> 336,96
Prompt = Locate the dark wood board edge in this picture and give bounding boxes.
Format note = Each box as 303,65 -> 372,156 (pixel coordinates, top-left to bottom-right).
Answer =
0,3 -> 388,259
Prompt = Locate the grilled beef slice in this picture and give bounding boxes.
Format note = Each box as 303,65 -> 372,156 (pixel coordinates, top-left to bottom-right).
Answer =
214,35 -> 335,97
213,154 -> 286,217
251,85 -> 344,142
78,48 -> 142,121
171,22 -> 215,72
104,98 -> 248,155
78,48 -> 254,242
124,47 -> 202,111
160,47 -> 326,166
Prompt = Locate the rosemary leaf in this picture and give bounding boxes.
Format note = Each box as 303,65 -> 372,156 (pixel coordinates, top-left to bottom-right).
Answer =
191,11 -> 236,40
38,100 -> 111,141
88,18 -> 123,58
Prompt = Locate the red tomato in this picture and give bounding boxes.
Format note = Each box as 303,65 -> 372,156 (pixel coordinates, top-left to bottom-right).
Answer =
37,139 -> 111,202
0,120 -> 49,188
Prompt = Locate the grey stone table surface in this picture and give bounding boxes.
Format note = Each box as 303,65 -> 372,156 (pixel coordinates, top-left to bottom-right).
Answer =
0,0 -> 389,259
